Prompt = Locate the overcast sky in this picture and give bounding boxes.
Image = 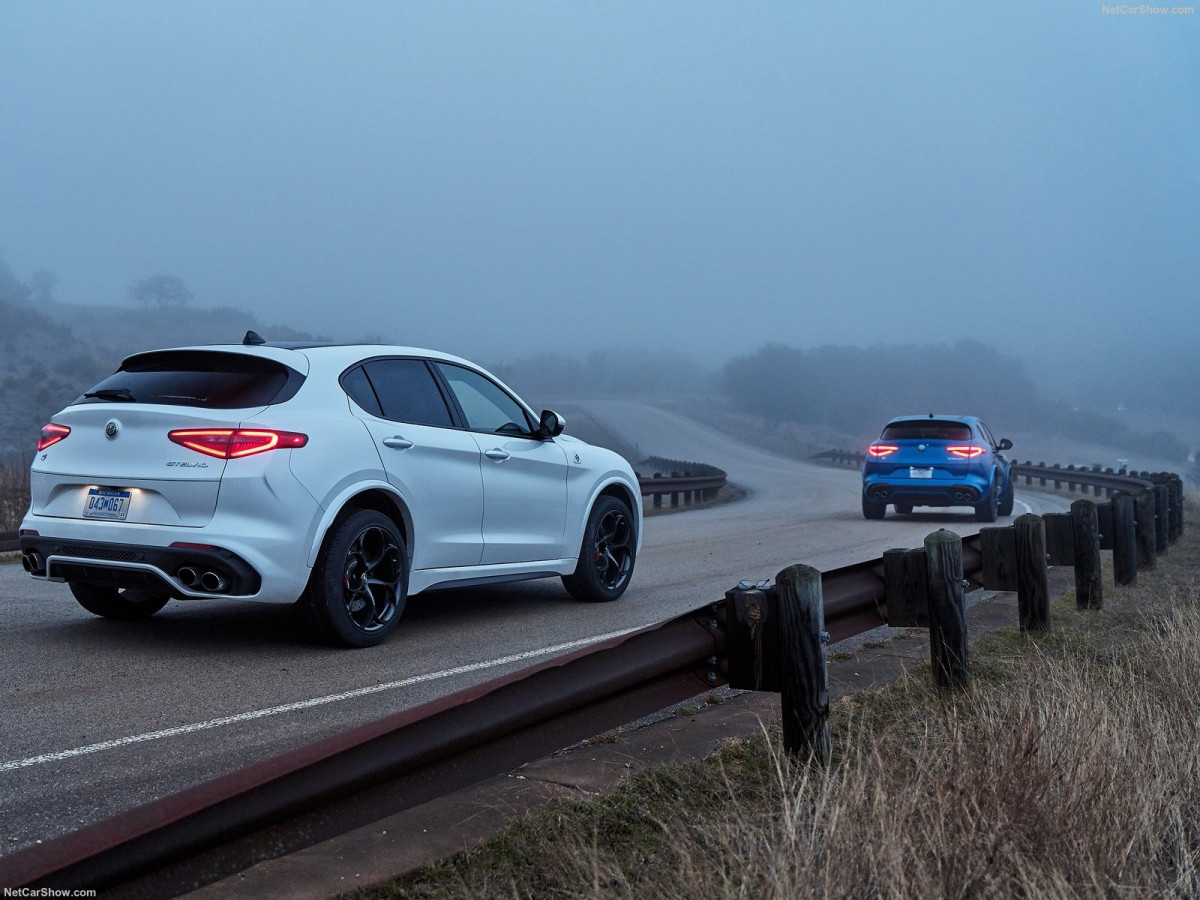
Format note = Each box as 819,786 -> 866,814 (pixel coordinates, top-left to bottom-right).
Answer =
1,2 -> 1196,382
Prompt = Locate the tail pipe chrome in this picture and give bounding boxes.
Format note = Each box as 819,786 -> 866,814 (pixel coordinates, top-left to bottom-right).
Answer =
22,550 -> 45,576
200,570 -> 229,593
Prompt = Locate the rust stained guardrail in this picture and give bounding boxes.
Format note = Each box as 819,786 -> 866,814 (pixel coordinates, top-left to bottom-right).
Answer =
1,608 -> 727,895
1,545 -> 986,897
0,461 -> 1166,895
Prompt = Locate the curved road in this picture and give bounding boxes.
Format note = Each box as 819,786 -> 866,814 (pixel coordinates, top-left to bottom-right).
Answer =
0,401 -> 1070,855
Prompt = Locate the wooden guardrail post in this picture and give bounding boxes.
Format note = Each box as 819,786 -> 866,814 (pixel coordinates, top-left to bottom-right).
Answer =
1171,475 -> 1185,537
1135,489 -> 1157,569
1043,512 -> 1074,566
1111,492 -> 1138,586
775,564 -> 831,764
725,581 -> 780,693
1071,499 -> 1102,610
1165,475 -> 1184,540
1013,514 -> 1050,631
1153,484 -> 1170,555
1096,501 -> 1114,550
925,530 -> 968,689
979,527 -> 1018,593
883,547 -> 928,627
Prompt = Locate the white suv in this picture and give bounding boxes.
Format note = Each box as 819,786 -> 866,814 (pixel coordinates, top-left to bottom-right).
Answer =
19,335 -> 642,646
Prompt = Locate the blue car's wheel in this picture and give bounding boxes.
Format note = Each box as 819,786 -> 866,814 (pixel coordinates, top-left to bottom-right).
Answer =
862,495 -> 886,520
997,476 -> 1014,517
975,483 -> 999,522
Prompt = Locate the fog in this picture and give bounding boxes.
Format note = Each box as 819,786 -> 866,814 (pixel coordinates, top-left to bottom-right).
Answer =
1,2 -> 1197,402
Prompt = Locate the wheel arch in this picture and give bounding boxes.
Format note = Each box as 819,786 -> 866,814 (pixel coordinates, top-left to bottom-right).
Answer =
572,477 -> 643,556
307,483 -> 414,570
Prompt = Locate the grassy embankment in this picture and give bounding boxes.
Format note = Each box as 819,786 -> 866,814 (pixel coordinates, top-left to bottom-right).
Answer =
354,494 -> 1200,899
0,456 -> 30,533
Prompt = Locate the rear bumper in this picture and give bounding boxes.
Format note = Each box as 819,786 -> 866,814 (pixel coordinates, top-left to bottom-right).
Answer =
18,535 -> 262,598
862,478 -> 985,507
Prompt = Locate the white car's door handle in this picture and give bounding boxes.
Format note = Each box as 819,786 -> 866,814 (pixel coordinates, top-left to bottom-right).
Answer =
382,436 -> 414,450
484,448 -> 510,461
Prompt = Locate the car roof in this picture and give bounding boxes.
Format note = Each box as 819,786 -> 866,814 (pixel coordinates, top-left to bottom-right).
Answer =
119,342 -> 480,373
885,414 -> 980,425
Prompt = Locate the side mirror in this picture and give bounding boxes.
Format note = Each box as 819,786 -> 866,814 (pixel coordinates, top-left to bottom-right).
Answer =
998,438 -> 1013,451
539,409 -> 566,439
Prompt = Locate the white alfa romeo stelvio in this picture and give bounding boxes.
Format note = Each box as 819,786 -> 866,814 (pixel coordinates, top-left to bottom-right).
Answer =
19,333 -> 642,647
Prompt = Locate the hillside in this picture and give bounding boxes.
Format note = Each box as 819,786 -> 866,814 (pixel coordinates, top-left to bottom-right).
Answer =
0,300 -> 321,457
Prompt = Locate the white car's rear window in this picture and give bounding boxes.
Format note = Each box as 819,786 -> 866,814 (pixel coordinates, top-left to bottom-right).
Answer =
77,350 -> 304,409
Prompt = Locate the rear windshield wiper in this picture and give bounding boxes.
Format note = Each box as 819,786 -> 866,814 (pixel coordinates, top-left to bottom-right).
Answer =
84,387 -> 136,402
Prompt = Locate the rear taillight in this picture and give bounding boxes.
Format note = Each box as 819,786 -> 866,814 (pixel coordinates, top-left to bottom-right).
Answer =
168,429 -> 308,459
868,444 -> 898,458
38,423 -> 71,451
946,445 -> 986,459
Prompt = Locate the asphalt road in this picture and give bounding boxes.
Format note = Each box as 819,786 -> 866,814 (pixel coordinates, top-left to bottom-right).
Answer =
0,401 -> 1073,856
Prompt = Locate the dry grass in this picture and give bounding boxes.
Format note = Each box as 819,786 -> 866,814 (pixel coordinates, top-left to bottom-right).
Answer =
0,455 -> 31,532
358,507 -> 1200,900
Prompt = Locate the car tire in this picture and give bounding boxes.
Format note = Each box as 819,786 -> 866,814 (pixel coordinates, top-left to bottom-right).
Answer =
562,496 -> 636,603
304,509 -> 408,648
894,503 -> 913,515
68,583 -> 170,620
862,495 -> 886,520
997,476 -> 1014,517
975,484 -> 999,522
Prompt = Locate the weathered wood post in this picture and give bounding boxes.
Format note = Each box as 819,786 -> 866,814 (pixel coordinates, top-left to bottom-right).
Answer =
1042,512 -> 1075,566
775,564 -> 831,764
1153,484 -> 1170,555
1071,499 -> 1102,610
1111,492 -> 1137,586
1172,475 -> 1185,536
1168,475 -> 1184,539
1134,489 -> 1157,569
725,581 -> 780,693
980,526 -> 1018,594
1014,514 -> 1050,631
883,547 -> 928,627
925,530 -> 968,689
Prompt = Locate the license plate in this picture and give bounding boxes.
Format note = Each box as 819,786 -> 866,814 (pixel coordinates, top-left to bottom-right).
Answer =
909,467 -> 933,479
83,488 -> 132,521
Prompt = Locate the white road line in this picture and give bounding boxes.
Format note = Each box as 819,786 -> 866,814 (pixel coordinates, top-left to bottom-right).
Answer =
0,627 -> 642,773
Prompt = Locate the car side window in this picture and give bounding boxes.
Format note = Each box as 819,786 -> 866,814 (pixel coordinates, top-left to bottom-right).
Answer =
979,422 -> 996,447
340,365 -> 383,417
435,363 -> 535,436
360,359 -> 455,427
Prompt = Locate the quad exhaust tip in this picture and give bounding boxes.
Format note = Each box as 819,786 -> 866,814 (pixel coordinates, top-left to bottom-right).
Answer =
177,566 -> 230,594
21,550 -> 45,575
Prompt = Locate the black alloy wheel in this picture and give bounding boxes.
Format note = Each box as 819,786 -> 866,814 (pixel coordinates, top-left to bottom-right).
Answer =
307,509 -> 408,647
975,483 -> 999,523
998,476 -> 1015,517
563,496 -> 636,603
862,495 -> 886,520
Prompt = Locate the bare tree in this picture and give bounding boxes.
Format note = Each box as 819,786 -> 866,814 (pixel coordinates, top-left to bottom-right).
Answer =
128,274 -> 193,309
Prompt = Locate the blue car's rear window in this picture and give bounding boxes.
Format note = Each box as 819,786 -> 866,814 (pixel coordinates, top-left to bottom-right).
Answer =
881,421 -> 972,441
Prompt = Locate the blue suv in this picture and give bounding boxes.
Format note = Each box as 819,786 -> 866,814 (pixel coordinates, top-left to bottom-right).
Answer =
861,415 -> 1013,522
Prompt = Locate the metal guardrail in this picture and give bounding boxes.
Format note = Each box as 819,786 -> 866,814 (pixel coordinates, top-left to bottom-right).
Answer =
0,461 -> 1184,895
811,451 -> 1161,498
0,530 -> 18,553
636,456 -> 727,509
